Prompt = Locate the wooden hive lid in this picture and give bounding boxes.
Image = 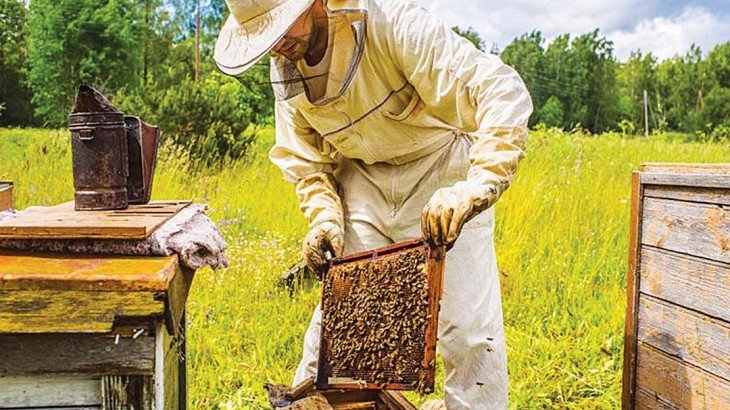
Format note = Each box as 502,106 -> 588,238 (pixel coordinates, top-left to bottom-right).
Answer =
0,251 -> 179,292
0,200 -> 191,240
639,162 -> 730,190
0,252 -> 190,334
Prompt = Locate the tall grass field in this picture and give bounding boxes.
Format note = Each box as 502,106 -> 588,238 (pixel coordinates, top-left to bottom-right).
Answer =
0,127 -> 727,409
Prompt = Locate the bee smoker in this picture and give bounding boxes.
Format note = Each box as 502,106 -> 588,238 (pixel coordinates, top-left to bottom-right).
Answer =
69,85 -> 160,211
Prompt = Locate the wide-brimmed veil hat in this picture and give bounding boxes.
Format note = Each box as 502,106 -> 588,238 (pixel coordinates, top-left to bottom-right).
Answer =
215,0 -> 316,76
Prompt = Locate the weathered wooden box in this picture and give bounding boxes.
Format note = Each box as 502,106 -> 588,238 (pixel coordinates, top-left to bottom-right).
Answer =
622,163 -> 730,409
0,252 -> 193,409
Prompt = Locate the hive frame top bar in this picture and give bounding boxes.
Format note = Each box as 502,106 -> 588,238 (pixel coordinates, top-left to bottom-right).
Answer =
329,238 -> 428,267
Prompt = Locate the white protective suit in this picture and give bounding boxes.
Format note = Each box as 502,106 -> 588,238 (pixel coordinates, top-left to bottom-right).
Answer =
268,0 -> 533,408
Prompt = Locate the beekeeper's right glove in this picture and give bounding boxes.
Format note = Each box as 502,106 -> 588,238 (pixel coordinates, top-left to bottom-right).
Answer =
421,180 -> 498,248
302,220 -> 343,277
296,172 -> 345,278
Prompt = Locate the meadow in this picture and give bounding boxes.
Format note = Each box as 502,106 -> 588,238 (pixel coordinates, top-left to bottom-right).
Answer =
0,127 -> 728,409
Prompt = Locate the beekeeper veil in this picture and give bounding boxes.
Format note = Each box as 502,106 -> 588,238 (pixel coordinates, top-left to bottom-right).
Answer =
214,0 -> 366,105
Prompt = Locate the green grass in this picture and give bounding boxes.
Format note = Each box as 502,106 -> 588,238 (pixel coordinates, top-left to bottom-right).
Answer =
0,127 -> 728,409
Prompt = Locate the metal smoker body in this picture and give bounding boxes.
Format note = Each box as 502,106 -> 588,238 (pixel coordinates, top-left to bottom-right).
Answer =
69,85 -> 160,211
69,111 -> 129,210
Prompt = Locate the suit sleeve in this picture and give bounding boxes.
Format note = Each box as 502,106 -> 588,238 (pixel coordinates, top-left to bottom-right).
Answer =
269,99 -> 344,230
385,1 -> 533,199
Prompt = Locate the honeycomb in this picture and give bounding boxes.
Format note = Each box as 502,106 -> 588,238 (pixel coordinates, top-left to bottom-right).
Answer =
320,245 -> 435,393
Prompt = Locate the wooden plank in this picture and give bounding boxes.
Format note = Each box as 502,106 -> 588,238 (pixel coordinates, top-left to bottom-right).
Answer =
377,391 -> 417,410
644,185 -> 730,206
640,247 -> 730,322
635,342 -> 730,409
635,388 -> 676,410
0,374 -> 101,408
102,375 -> 154,410
177,312 -> 188,410
641,162 -> 730,175
622,172 -> 643,410
0,333 -> 155,375
640,173 -> 730,189
21,407 -> 100,409
0,181 -> 12,212
638,295 -> 730,382
0,289 -> 164,333
165,266 -> 194,336
0,253 -> 179,292
162,319 -> 183,410
0,200 -> 190,239
641,197 -> 729,264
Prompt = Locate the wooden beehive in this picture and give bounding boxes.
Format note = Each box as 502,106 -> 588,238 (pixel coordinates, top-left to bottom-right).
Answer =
0,252 -> 193,409
0,201 -> 196,409
622,163 -> 730,409
0,181 -> 12,211
318,239 -> 445,394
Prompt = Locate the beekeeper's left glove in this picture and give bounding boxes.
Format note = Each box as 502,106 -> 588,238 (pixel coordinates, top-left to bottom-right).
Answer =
421,181 -> 498,248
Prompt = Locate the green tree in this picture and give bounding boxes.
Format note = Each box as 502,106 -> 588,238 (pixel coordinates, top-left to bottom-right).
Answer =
538,95 -> 564,127
501,31 -> 545,126
617,51 -> 656,131
654,45 -> 714,132
705,42 -> 730,88
452,26 -> 485,51
0,0 -> 34,126
27,0 -> 143,126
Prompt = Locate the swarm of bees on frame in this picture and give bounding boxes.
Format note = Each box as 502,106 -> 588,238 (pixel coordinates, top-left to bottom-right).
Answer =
322,247 -> 433,392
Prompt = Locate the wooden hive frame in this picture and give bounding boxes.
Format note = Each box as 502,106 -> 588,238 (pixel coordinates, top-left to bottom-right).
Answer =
622,163 -> 730,409
317,239 -> 446,393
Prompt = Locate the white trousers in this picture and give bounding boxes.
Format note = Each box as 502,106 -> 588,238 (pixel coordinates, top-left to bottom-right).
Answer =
293,137 -> 508,409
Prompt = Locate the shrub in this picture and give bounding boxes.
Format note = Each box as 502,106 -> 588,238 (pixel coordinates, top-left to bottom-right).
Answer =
115,70 -> 273,168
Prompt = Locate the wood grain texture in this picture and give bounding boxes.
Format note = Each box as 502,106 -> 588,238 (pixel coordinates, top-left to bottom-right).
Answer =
0,333 -> 155,375
640,163 -> 730,175
644,185 -> 730,206
0,252 -> 179,292
162,319 -> 183,410
165,266 -> 194,337
0,200 -> 190,239
377,391 -> 417,410
622,172 -> 643,410
635,388 -> 676,410
102,375 -> 154,410
635,342 -> 730,409
0,181 -> 12,212
640,173 -> 730,189
0,289 -> 164,333
0,374 -> 101,408
637,295 -> 730,382
641,197 -> 729,264
640,247 -> 730,322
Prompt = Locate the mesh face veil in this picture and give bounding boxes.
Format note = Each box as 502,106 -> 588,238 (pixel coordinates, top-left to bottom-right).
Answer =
224,6 -> 366,106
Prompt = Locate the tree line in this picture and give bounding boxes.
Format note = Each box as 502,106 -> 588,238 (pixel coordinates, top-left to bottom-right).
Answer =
1,0 -> 728,165
501,30 -> 730,140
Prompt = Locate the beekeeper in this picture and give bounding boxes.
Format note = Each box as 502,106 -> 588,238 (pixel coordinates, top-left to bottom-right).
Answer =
215,0 -> 532,407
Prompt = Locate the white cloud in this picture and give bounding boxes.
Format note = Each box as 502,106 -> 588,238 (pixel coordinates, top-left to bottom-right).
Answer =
410,0 -> 729,61
607,6 -> 730,60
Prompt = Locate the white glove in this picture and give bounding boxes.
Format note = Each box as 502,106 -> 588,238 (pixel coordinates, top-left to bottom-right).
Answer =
421,181 -> 497,247
303,220 -> 343,278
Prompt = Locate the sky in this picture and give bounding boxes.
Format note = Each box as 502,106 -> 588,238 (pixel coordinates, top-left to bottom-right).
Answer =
411,0 -> 730,61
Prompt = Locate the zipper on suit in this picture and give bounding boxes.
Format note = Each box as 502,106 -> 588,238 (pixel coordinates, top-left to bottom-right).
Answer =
389,167 -> 403,218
